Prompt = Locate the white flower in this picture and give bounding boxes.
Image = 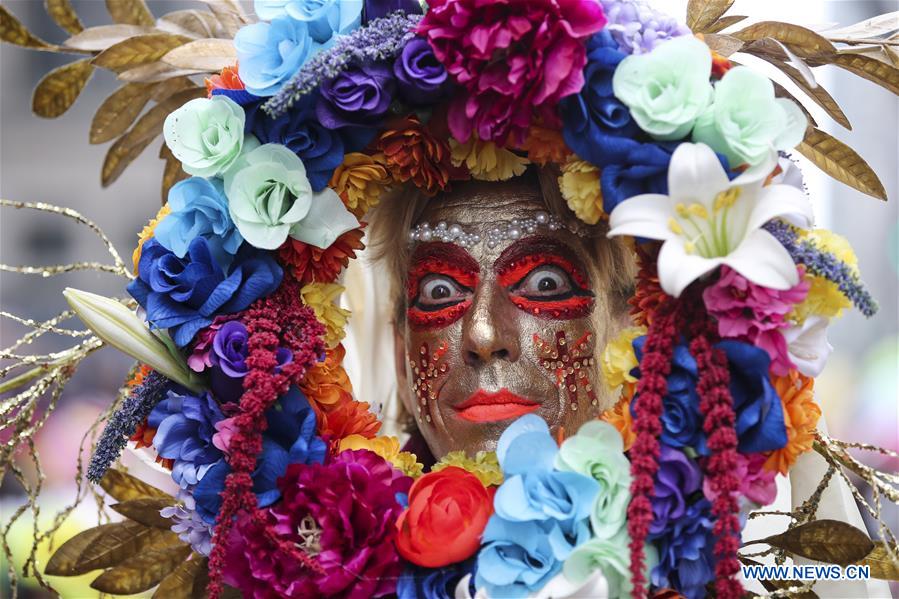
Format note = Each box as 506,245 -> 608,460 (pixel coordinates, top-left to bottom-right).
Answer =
608,142 -> 813,297
783,315 -> 833,377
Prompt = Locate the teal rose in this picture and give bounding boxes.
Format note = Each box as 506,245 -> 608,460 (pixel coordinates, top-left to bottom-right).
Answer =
163,96 -> 257,178
564,530 -> 657,598
224,144 -> 358,250
612,35 -> 713,141
555,420 -> 631,539
692,66 -> 807,167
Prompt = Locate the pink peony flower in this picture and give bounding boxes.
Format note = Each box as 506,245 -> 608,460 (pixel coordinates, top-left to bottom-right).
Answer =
703,452 -> 776,507
223,449 -> 412,598
703,266 -> 809,375
418,0 -> 607,145
187,314 -> 237,372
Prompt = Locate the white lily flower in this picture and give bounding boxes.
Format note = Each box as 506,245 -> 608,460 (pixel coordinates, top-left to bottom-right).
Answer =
783,316 -> 833,378
608,143 -> 813,297
63,288 -> 201,392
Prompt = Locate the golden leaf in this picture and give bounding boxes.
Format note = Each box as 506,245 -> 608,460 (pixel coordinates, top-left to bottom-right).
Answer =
797,127 -> 887,201
99,467 -> 171,502
90,82 -> 156,144
703,14 -> 747,34
1,4 -> 53,49
31,59 -> 94,119
821,12 -> 899,42
161,38 -> 236,72
856,542 -> 899,581
151,76 -> 196,102
753,56 -> 851,130
761,519 -> 876,566
105,0 -> 155,27
701,33 -> 743,57
759,578 -> 818,598
685,0 -> 735,33
198,0 -> 253,38
153,553 -> 207,599
118,62 -> 206,83
64,24 -> 157,52
160,142 -> 189,204
92,33 -> 191,73
45,0 -> 84,35
91,544 -> 192,594
733,21 -> 836,59
111,497 -> 177,529
157,9 -> 222,39
830,52 -> 899,96
44,524 -> 112,576
102,86 -> 205,187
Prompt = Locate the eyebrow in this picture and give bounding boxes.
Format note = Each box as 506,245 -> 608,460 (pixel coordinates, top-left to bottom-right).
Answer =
492,235 -> 585,274
410,242 -> 480,274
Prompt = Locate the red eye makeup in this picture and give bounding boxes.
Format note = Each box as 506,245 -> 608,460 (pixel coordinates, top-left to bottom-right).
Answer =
407,242 -> 479,331
494,236 -> 595,320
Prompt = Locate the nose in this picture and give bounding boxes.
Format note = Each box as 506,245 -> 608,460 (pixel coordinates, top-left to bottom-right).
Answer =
461,280 -> 521,367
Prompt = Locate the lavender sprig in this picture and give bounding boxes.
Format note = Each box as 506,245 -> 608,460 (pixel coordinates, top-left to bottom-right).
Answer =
764,220 -> 879,317
87,369 -> 170,483
264,12 -> 422,117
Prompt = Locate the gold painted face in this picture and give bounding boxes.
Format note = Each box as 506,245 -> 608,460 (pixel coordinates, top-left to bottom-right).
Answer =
396,178 -> 622,458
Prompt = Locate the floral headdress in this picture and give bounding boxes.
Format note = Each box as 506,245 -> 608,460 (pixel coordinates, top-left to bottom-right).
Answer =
2,1 -> 898,598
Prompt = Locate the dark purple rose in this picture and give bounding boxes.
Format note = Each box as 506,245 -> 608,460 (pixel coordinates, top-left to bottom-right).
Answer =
316,61 -> 395,129
364,0 -> 422,24
651,499 -> 715,599
148,389 -> 224,487
650,445 -> 702,536
393,37 -> 449,105
209,320 -> 292,403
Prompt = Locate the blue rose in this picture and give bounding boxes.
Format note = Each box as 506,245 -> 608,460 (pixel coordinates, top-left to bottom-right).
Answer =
363,0 -> 421,24
153,177 -> 243,267
650,499 -> 716,599
475,415 -> 599,597
235,16 -> 317,96
397,559 -> 475,599
127,238 -> 282,347
632,338 -> 788,455
193,387 -> 326,523
149,389 -> 224,488
255,0 -> 362,44
650,445 -> 701,536
244,94 -> 346,191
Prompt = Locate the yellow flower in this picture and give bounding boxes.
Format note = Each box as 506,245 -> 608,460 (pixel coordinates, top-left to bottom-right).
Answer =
790,275 -> 851,322
799,229 -> 858,271
338,435 -> 424,477
433,450 -> 503,487
450,136 -> 529,182
132,204 -> 171,273
600,326 -> 646,389
329,152 -> 391,218
300,282 -> 350,348
559,158 -> 603,225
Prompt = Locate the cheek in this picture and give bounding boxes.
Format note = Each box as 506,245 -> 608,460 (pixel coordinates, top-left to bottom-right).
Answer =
532,328 -> 599,413
406,340 -> 450,426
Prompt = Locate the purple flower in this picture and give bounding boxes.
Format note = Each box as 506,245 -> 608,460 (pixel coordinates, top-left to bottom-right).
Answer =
209,320 -> 293,403
149,390 -> 225,488
599,0 -> 690,55
127,238 -> 282,347
364,0 -> 422,23
393,37 -> 449,105
651,499 -> 715,599
161,490 -> 214,556
316,61 -> 395,130
650,445 -> 702,536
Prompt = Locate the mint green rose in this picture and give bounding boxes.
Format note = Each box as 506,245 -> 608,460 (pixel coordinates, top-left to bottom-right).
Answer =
692,66 -> 807,167
612,35 -> 713,141
164,95 -> 256,178
555,420 -> 630,540
224,144 -> 358,250
563,530 -> 657,598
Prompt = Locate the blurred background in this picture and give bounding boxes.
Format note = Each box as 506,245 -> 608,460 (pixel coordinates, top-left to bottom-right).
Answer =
1,0 -> 897,597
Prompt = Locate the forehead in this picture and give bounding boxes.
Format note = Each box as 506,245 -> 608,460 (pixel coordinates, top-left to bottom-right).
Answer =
417,178 -> 545,227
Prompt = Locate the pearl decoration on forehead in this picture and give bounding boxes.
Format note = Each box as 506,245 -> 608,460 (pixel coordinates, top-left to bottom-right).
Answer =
408,210 -> 568,249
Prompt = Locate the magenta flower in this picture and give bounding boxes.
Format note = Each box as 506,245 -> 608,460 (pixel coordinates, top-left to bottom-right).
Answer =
418,0 -> 606,144
703,452 -> 776,508
223,449 -> 412,598
703,266 -> 809,375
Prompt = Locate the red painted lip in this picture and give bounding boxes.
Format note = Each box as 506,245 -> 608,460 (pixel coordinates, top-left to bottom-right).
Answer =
454,389 -> 540,423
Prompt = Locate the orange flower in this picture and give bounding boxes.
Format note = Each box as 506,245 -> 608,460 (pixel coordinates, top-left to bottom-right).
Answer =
329,153 -> 391,217
205,65 -> 244,97
601,387 -> 636,451
300,344 -> 354,413
377,116 -> 464,196
133,204 -> 171,273
765,370 -> 821,475
629,244 -> 665,327
125,363 -> 152,388
129,418 -> 174,470
279,226 -> 365,284
520,125 -> 571,165
319,400 -> 382,440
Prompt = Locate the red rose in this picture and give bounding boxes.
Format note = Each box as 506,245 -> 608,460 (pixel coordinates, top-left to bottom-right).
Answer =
395,466 -> 495,568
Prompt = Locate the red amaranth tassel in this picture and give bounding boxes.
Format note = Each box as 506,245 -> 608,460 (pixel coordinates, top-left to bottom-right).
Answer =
206,281 -> 326,599
627,297 -> 680,598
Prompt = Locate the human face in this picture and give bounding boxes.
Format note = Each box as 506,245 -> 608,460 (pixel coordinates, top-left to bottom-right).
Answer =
397,178 -> 621,458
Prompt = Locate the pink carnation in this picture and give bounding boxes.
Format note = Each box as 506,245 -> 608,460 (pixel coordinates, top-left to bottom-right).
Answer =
187,315 -> 237,372
703,266 -> 809,375
703,453 -> 776,507
223,450 -> 412,598
418,0 -> 606,144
